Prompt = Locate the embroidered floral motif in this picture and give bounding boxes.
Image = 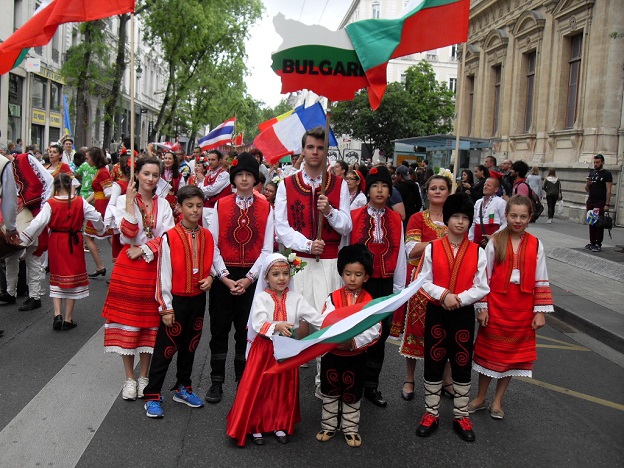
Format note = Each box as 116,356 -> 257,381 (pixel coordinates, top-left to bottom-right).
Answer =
291,200 -> 306,232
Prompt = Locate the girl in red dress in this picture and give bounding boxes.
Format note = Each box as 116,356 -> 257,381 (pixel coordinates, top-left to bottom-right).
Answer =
83,147 -> 113,277
19,173 -> 105,330
226,253 -> 323,447
102,157 -> 175,401
468,195 -> 553,420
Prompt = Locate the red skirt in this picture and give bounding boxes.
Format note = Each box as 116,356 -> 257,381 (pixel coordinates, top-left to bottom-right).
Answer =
226,336 -> 300,447
101,245 -> 160,329
48,231 -> 88,290
84,198 -> 113,237
473,283 -> 536,377
399,288 -> 427,359
390,263 -> 416,338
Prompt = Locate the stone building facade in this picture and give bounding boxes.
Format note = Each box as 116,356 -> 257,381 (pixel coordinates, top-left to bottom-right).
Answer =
457,0 -> 623,224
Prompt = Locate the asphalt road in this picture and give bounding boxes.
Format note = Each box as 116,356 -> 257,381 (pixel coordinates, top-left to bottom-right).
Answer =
0,242 -> 622,468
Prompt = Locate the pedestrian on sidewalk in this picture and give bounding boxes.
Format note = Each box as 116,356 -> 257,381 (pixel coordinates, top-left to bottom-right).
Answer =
143,186 -> 217,419
584,154 -> 612,252
469,195 -> 554,421
19,173 -> 105,330
101,157 -> 175,401
414,194 -> 489,443
543,168 -> 562,223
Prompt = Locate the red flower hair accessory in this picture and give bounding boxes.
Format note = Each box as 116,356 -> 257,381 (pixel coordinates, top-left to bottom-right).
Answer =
120,147 -> 139,157
369,167 -> 378,175
231,158 -> 239,167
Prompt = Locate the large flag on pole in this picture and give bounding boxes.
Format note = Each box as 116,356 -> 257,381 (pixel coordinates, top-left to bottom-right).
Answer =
253,103 -> 338,165
265,275 -> 424,374
0,0 -> 136,75
198,117 -> 236,151
271,0 -> 469,109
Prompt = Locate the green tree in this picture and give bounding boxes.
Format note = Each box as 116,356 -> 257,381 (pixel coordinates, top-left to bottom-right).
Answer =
331,61 -> 455,159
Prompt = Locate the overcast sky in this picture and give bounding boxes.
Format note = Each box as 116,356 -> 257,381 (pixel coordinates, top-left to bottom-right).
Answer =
244,0 -> 352,107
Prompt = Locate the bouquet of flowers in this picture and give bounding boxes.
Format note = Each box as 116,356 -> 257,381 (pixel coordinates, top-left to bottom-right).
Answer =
281,248 -> 307,276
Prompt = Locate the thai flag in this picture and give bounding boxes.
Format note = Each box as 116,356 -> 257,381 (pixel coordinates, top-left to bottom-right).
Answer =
198,117 -> 236,150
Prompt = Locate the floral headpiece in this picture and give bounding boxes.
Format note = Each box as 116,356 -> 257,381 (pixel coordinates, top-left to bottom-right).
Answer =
280,248 -> 307,276
435,167 -> 453,182
231,158 -> 239,167
119,147 -> 139,157
368,167 -> 378,175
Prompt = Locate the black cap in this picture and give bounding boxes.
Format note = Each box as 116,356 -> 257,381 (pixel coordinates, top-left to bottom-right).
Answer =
230,152 -> 260,185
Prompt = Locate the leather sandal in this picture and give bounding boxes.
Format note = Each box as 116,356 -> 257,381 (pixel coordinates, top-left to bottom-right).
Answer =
316,430 -> 336,442
344,433 -> 362,448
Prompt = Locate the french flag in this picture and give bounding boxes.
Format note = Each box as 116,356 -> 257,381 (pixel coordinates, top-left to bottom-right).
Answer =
253,103 -> 337,165
198,117 -> 236,150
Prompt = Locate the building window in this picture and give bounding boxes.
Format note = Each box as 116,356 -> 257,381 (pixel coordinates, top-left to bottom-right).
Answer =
31,75 -> 47,109
50,82 -> 62,112
492,65 -> 502,135
524,51 -> 536,133
400,73 -> 407,84
468,75 -> 475,136
372,2 -> 380,19
449,78 -> 457,94
8,74 -> 23,144
565,34 -> 582,129
451,44 -> 458,61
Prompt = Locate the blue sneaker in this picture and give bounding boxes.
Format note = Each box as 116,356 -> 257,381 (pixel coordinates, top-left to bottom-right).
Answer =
173,385 -> 204,408
144,399 -> 164,418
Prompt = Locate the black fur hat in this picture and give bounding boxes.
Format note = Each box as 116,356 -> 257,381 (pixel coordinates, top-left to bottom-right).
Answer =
337,244 -> 374,277
443,193 -> 474,227
230,152 -> 260,185
365,165 -> 393,195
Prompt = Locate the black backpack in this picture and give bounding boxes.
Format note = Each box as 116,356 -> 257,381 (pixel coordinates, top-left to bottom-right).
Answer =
514,182 -> 544,223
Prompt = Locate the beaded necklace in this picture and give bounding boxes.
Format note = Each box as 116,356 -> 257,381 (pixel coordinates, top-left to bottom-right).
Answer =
136,193 -> 156,238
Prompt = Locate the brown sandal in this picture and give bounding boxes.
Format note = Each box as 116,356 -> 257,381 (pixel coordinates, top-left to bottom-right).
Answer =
316,430 -> 336,442
344,433 -> 362,448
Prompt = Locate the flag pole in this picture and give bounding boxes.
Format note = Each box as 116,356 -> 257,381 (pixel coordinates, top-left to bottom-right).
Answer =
129,13 -> 136,182
452,42 -> 467,190
315,100 -> 332,262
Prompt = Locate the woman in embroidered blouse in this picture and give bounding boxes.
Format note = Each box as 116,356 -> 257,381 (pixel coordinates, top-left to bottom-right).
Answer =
101,157 -> 175,401
393,175 -> 454,401
187,156 -> 208,187
45,144 -> 73,178
83,147 -> 113,277
161,150 -> 186,218
346,170 -> 367,210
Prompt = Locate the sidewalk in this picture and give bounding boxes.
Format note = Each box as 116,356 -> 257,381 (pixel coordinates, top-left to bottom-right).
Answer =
527,217 -> 624,353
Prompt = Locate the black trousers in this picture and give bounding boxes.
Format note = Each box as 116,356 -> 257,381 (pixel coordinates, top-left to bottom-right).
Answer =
423,303 -> 474,385
587,201 -> 606,246
546,194 -> 558,219
362,277 -> 394,389
143,293 -> 207,400
209,266 -> 256,383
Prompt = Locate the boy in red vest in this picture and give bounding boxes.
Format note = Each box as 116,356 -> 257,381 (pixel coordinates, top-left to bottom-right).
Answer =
205,152 -> 273,403
414,194 -> 489,442
143,185 -> 217,418
350,165 -> 406,408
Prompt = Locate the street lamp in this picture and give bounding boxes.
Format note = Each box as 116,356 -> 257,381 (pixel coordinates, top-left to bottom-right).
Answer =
136,63 -> 143,80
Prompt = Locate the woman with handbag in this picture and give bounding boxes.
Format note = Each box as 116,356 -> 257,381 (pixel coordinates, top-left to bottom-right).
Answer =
542,168 -> 562,224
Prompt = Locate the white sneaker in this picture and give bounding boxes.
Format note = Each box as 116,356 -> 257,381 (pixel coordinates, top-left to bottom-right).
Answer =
122,378 -> 137,401
547,219 -> 552,224
137,377 -> 149,399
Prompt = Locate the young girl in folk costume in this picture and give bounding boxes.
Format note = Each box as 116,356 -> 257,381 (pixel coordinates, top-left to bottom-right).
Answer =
187,156 -> 208,187
19,173 -> 106,330
83,147 -> 113,278
468,195 -> 553,420
316,244 -> 380,448
413,194 -> 489,443
101,157 -> 175,401
226,253 -> 324,447
104,154 -> 131,261
392,175 -> 453,401
161,150 -> 186,220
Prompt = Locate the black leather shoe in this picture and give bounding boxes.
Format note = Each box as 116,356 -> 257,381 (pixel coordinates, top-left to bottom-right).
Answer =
416,413 -> 439,437
88,268 -> 106,278
19,298 -> 41,311
53,315 -> 63,330
62,320 -> 78,330
205,383 -> 223,403
453,417 -> 476,442
0,293 -> 16,304
401,381 -> 415,401
250,434 -> 264,446
274,431 -> 289,444
364,388 -> 387,408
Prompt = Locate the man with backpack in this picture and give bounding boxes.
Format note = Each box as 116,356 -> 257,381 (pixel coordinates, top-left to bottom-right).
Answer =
585,154 -> 613,252
511,160 -> 543,222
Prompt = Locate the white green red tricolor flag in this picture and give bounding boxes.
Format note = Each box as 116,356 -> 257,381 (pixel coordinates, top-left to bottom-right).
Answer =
265,274 -> 425,374
271,0 -> 469,110
0,0 -> 136,75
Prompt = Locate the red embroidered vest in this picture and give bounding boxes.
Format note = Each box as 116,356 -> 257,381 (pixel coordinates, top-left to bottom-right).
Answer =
330,287 -> 372,309
350,206 -> 402,279
166,223 -> 214,296
490,233 -> 538,294
284,171 -> 342,259
217,194 -> 270,268
203,168 -> 231,208
163,175 -> 182,207
431,237 -> 480,296
12,154 -> 45,214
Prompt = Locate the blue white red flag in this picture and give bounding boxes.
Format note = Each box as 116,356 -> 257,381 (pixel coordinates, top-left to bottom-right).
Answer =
198,117 -> 236,150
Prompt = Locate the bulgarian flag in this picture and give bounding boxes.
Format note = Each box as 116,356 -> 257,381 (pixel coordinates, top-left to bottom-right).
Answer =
271,0 -> 469,110
0,0 -> 136,75
265,274 -> 425,374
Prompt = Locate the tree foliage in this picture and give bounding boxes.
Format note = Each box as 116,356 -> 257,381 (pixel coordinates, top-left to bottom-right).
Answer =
140,0 -> 263,141
331,61 -> 455,158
